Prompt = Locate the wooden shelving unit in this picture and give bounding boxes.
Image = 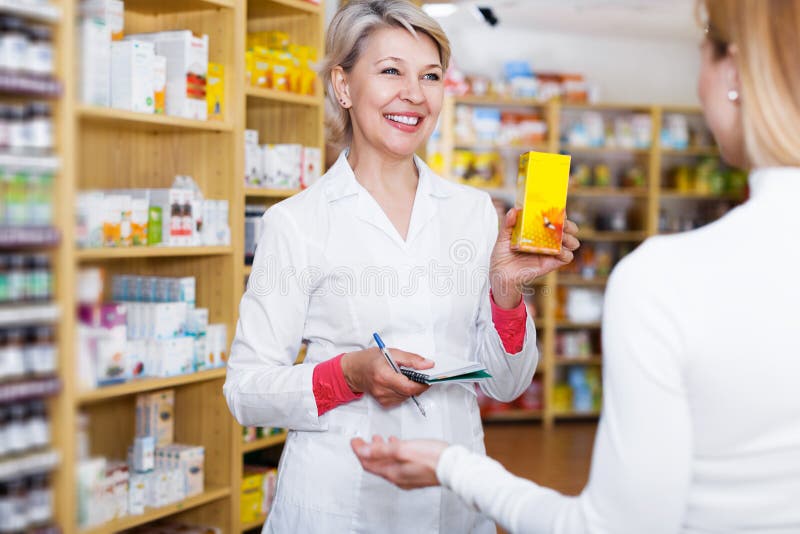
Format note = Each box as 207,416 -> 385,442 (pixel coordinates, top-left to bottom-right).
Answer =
46,0 -> 323,532
435,97 -> 738,427
79,486 -> 232,534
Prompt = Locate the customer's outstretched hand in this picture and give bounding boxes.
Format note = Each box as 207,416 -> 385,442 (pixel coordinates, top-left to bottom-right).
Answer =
351,435 -> 448,489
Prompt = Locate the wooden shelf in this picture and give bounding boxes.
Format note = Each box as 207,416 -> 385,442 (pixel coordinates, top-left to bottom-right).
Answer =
245,187 -> 300,199
482,409 -> 543,422
552,410 -> 601,419
661,146 -> 719,156
241,515 -> 268,532
242,430 -> 288,453
454,143 -> 550,153
123,0 -> 234,14
555,356 -> 603,366
560,101 -> 652,112
556,320 -> 602,329
453,95 -> 548,107
659,189 -> 742,201
569,187 -> 648,198
246,86 -> 323,107
576,230 -> 648,242
557,275 -> 609,286
244,265 -> 253,276
79,485 -> 231,534
562,145 -> 650,155
76,368 -> 227,405
249,0 -> 322,15
0,0 -> 60,22
76,246 -> 233,261
77,105 -> 233,132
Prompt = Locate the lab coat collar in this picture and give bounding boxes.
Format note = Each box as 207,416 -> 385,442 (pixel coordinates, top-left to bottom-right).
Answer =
324,149 -> 453,248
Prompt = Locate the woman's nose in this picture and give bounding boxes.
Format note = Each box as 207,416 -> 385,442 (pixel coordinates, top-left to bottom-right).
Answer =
400,75 -> 424,104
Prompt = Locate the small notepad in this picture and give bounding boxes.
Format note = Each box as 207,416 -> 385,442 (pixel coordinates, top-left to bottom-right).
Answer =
400,355 -> 492,385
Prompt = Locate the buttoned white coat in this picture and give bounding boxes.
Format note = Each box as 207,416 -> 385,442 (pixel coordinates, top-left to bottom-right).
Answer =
223,151 -> 538,533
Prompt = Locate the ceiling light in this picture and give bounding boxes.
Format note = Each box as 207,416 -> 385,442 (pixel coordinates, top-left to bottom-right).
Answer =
422,3 -> 458,18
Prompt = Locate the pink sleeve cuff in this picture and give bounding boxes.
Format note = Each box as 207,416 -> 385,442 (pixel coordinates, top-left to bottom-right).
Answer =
490,291 -> 528,354
312,353 -> 363,416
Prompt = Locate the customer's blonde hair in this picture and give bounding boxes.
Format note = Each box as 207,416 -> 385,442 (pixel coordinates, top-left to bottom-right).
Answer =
700,0 -> 800,167
322,0 -> 451,148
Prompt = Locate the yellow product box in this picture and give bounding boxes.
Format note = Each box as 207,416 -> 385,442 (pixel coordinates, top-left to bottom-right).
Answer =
250,47 -> 270,88
240,489 -> 264,524
241,469 -> 265,492
207,62 -> 225,121
510,151 -> 571,255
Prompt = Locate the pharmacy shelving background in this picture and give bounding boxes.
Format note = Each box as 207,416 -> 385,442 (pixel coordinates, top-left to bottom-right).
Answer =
0,0 -> 323,532
429,95 -> 745,427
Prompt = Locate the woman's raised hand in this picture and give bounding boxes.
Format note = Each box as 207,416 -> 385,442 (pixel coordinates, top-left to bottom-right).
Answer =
341,348 -> 433,408
490,208 -> 580,309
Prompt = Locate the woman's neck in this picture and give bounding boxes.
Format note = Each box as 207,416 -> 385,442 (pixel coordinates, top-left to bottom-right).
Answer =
347,144 -> 419,196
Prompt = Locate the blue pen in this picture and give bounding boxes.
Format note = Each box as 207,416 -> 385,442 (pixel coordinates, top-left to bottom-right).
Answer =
373,333 -> 426,417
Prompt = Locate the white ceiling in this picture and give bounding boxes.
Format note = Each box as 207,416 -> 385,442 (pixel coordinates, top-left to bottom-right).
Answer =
428,0 -> 700,41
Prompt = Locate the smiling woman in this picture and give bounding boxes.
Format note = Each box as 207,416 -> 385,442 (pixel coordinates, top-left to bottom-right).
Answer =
223,1 -> 579,533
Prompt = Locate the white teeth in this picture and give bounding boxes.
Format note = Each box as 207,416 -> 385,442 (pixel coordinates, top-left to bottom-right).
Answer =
385,114 -> 420,126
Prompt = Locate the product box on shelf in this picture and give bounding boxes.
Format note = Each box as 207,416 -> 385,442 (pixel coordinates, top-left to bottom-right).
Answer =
136,389 -> 175,448
301,147 -> 322,189
80,0 -> 124,41
263,144 -> 302,189
153,55 -> 167,115
128,31 -> 209,120
510,151 -> 571,255
207,62 -> 224,121
111,40 -> 156,114
76,303 -> 128,387
79,18 -> 111,107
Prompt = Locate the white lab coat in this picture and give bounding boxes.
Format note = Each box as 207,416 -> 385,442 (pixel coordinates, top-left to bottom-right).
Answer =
224,151 -> 538,534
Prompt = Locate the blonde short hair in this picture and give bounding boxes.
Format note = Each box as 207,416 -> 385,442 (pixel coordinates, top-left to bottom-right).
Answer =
322,0 -> 451,148
700,0 -> 800,167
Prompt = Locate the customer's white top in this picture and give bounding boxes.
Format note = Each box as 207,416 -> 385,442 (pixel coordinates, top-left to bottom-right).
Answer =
437,167 -> 800,534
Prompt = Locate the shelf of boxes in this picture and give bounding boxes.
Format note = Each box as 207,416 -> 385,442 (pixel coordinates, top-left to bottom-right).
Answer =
246,86 -> 323,106
557,275 -> 609,287
76,246 -> 234,261
0,0 -> 62,23
76,368 -> 227,405
78,485 -> 232,534
244,187 -> 300,199
77,106 -> 234,132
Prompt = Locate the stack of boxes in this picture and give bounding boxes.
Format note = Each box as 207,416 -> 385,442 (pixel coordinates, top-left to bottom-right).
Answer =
241,466 -> 278,525
78,0 -> 224,121
75,182 -> 231,249
244,129 -> 321,190
76,271 -> 228,390
76,390 -> 207,529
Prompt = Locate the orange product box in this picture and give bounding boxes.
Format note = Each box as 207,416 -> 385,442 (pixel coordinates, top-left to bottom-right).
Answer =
510,151 -> 571,255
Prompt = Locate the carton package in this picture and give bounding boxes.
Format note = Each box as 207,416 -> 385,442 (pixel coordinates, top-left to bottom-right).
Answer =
153,55 -> 167,115
301,146 -> 322,188
263,144 -> 302,189
111,40 -> 156,113
129,31 -> 209,120
136,389 -> 175,447
245,130 -> 262,186
79,18 -> 111,106
80,0 -> 124,40
206,62 -> 225,121
510,151 -> 571,255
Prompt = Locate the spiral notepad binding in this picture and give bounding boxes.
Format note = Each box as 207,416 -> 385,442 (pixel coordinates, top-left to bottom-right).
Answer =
401,369 -> 430,384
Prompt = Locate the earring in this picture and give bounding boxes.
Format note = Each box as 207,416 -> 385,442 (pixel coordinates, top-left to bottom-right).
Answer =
727,89 -> 739,102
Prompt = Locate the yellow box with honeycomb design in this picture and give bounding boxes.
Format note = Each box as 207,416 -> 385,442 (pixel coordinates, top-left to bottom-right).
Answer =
510,151 -> 571,255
